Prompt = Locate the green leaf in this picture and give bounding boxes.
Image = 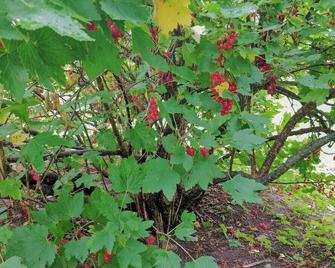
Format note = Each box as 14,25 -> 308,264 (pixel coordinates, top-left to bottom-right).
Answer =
162,135 -> 191,169
0,124 -> 17,140
240,112 -> 269,134
297,75 -> 329,89
0,13 -> 22,40
142,158 -> 180,200
223,129 -> 267,153
174,211 -> 197,241
0,55 -> 28,103
6,225 -> 57,268
109,156 -> 142,194
21,132 -> 72,172
125,123 -> 157,152
0,257 -> 27,268
96,129 -> 117,150
0,179 -> 22,200
132,27 -> 169,70
0,226 -> 12,244
184,256 -> 218,268
100,0 -> 151,24
116,240 -> 146,268
45,190 -> 84,222
221,3 -> 257,18
154,250 -> 181,268
3,0 -> 93,41
64,237 -> 89,263
221,175 -> 266,205
83,30 -> 121,79
300,88 -> 329,105
88,222 -> 117,253
56,0 -> 101,20
184,155 -> 223,190
19,29 -> 75,85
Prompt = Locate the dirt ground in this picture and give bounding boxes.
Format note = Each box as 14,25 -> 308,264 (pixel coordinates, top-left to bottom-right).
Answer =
177,186 -> 333,268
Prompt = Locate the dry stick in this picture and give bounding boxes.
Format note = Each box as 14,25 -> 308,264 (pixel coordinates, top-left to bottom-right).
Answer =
243,259 -> 272,268
258,101 -> 316,178
261,131 -> 335,184
96,76 -> 128,156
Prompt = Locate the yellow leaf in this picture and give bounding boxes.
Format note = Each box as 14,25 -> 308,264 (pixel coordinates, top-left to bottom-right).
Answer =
11,131 -> 28,146
153,0 -> 192,35
215,81 -> 229,95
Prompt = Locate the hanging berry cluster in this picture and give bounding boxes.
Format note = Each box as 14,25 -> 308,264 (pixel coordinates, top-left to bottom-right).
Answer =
130,96 -> 144,109
216,32 -> 237,66
210,71 -> 237,115
146,98 -> 159,122
255,56 -> 278,95
186,146 -> 209,157
158,71 -> 174,88
149,25 -> 159,43
106,18 -> 122,43
86,22 -> 97,32
28,167 -> 41,182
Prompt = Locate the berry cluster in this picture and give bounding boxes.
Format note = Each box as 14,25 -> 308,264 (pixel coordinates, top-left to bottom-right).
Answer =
266,76 -> 278,95
186,147 -> 209,158
103,251 -> 113,264
150,26 -> 159,43
255,56 -> 272,73
28,167 -> 41,182
210,71 -> 237,115
217,32 -> 237,51
131,95 -> 144,109
146,98 -> 159,122
158,71 -> 174,88
86,22 -> 97,32
146,235 -> 156,245
106,18 -> 122,43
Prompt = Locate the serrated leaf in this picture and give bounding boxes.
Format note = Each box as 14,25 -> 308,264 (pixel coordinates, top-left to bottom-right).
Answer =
300,88 -> 329,105
153,0 -> 192,35
0,257 -> 27,268
174,211 -> 197,241
142,158 -> 180,200
223,129 -> 267,153
64,237 -> 89,263
185,256 -> 218,268
0,226 -> 12,244
0,179 -> 22,200
109,156 -> 142,194
56,0 -> 101,20
83,30 -> 121,79
96,129 -> 117,150
3,0 -> 93,41
6,225 -> 57,268
297,75 -> 329,89
221,175 -> 266,205
100,0 -> 151,24
154,250 -> 181,268
116,240 -> 146,268
184,155 -> 223,190
88,222 -> 117,253
45,190 -> 84,222
0,55 -> 28,103
0,124 -> 17,140
0,13 -> 22,40
221,3 -> 258,18
125,123 -> 157,152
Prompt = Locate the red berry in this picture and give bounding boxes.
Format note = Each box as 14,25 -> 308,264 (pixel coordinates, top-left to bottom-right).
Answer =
106,18 -> 122,43
103,251 -> 113,264
83,264 -> 91,268
150,26 -> 159,43
146,235 -> 156,245
86,22 -> 97,32
146,98 -> 159,123
294,184 -> 301,190
200,147 -> 209,157
267,83 -> 276,95
186,146 -> 195,157
210,71 -> 226,87
228,82 -> 237,93
259,223 -> 270,231
32,174 -> 41,182
163,50 -> 170,59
